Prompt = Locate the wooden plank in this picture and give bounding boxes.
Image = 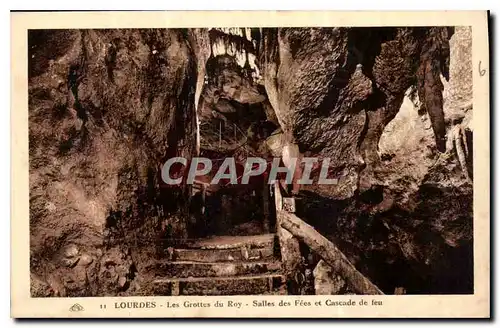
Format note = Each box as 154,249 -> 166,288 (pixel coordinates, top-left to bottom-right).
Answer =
280,211 -> 384,295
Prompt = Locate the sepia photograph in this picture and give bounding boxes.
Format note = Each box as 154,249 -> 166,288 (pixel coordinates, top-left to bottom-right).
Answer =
10,10 -> 490,318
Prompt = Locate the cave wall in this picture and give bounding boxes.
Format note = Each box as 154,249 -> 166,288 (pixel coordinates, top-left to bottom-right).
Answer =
29,29 -> 207,296
258,27 -> 453,199
260,26 -> 473,294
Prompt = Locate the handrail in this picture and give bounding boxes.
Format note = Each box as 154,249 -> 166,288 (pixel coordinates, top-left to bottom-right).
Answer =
274,182 -> 384,295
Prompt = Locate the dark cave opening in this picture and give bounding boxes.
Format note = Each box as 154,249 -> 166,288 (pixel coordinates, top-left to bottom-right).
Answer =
295,184 -> 474,294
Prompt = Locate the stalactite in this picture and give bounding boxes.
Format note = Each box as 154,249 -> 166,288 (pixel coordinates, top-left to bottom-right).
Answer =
243,28 -> 248,44
208,28 -> 256,56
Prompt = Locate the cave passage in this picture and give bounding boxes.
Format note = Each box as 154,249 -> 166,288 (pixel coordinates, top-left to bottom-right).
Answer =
27,27 -> 474,299
188,176 -> 277,238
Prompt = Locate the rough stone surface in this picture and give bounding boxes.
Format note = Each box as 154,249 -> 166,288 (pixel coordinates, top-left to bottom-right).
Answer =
29,29 -> 204,296
313,260 -> 346,295
295,27 -> 473,294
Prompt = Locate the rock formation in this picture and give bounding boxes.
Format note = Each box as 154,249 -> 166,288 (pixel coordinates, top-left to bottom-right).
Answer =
29,29 -> 209,296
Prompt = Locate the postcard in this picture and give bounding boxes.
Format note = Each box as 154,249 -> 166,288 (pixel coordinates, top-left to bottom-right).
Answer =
11,10 -> 490,318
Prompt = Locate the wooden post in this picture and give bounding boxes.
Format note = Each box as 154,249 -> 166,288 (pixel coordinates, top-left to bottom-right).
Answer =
171,281 -> 180,296
274,181 -> 283,211
279,211 -> 384,295
262,182 -> 270,233
274,183 -> 302,279
200,184 -> 206,215
219,194 -> 231,234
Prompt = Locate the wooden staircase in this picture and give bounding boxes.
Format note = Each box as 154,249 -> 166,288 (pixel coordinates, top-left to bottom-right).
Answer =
147,182 -> 384,296
150,234 -> 288,295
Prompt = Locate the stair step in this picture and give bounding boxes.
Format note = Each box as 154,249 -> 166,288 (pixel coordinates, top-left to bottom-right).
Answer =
150,260 -> 282,278
185,234 -> 276,250
172,234 -> 278,262
153,274 -> 286,296
173,247 -> 275,262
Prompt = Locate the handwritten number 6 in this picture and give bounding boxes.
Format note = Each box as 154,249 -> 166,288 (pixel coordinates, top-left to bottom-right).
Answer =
479,61 -> 486,77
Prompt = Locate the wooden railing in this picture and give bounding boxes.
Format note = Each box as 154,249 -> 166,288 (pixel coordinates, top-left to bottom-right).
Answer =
274,182 -> 384,295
